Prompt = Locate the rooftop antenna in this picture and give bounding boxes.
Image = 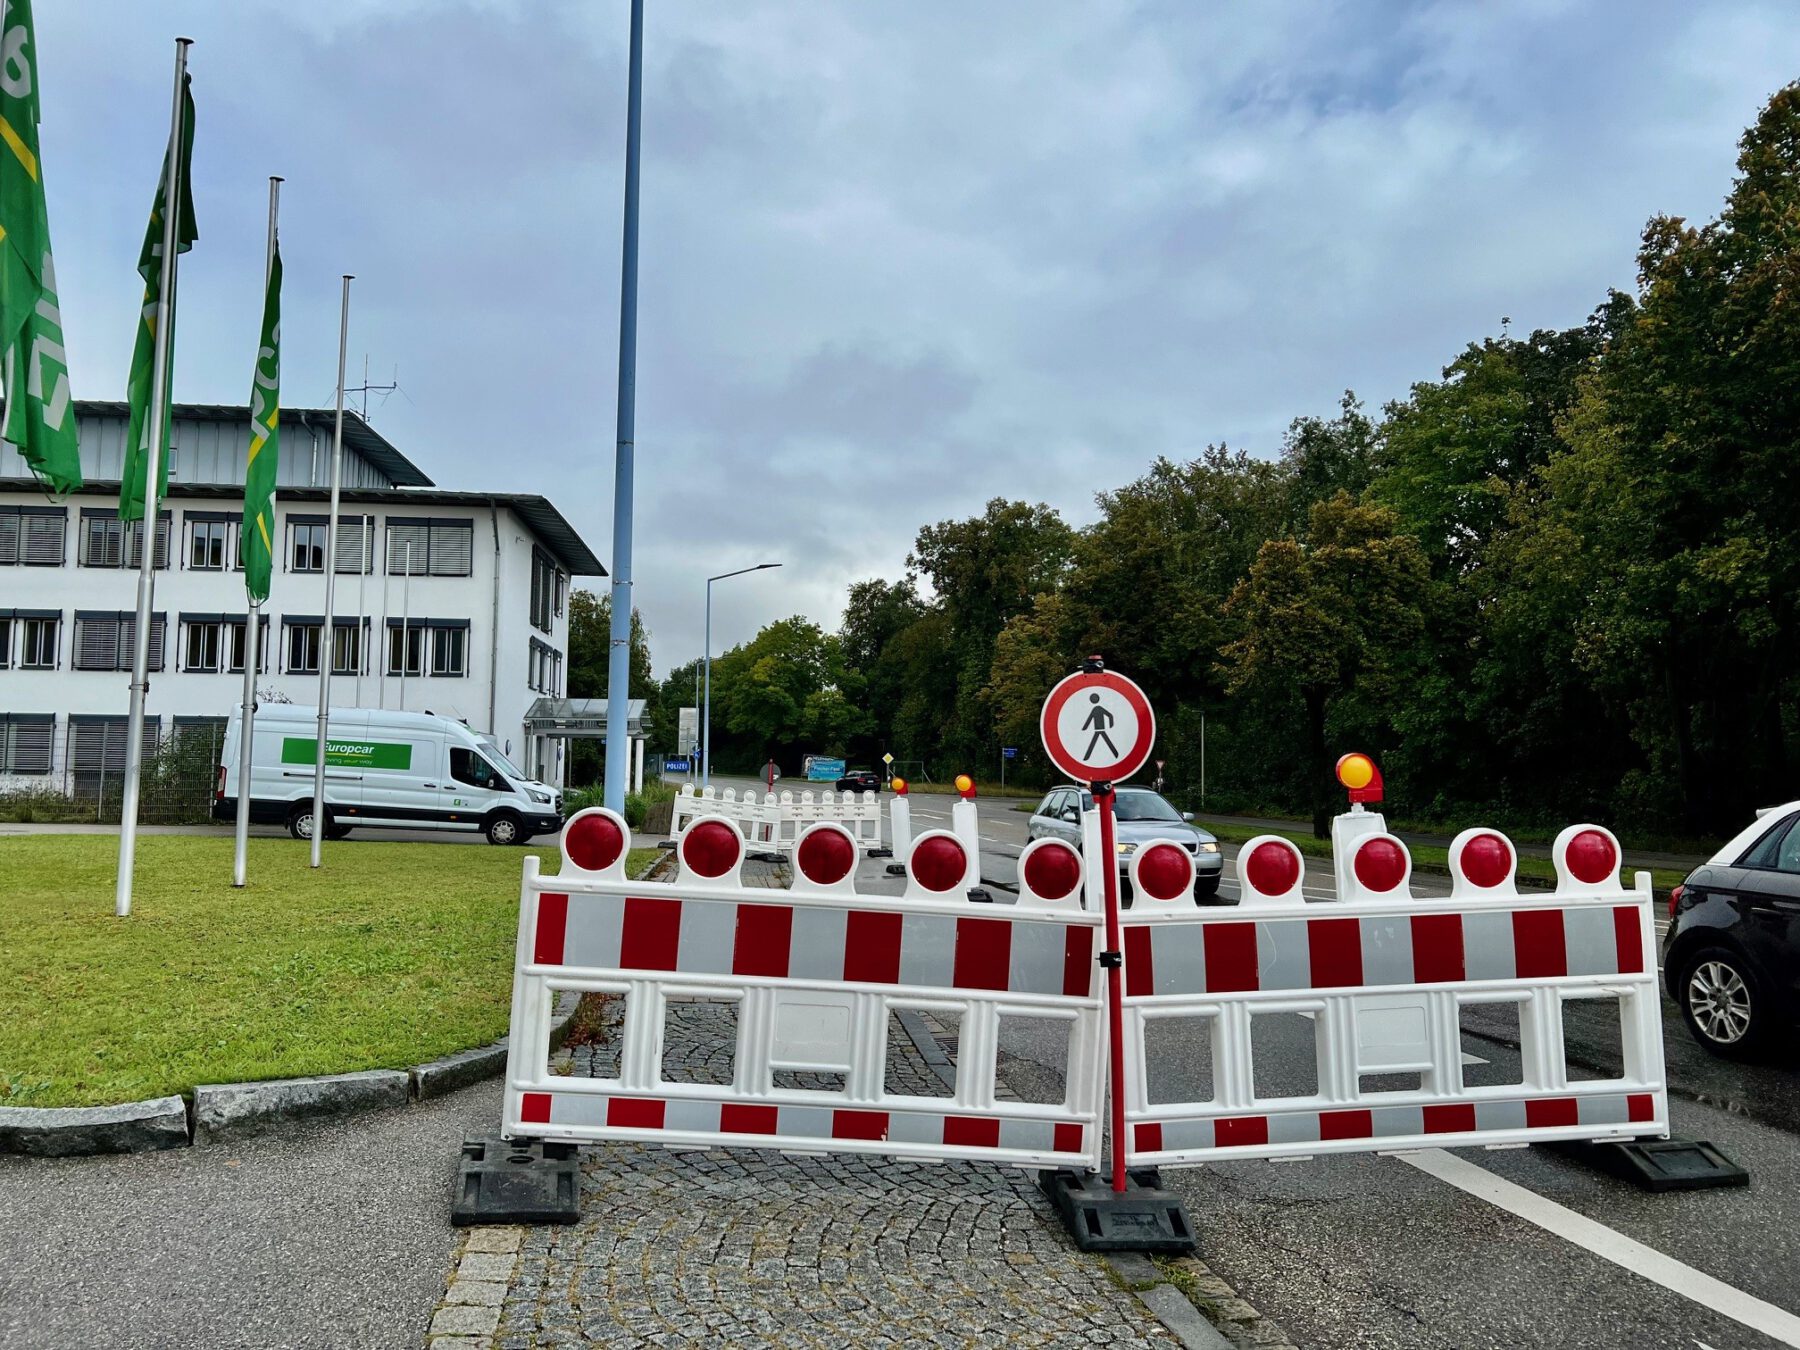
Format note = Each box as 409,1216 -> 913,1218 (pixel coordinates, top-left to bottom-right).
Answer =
345,353 -> 399,420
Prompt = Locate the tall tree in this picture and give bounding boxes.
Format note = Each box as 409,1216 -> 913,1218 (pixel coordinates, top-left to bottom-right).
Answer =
1222,494 -> 1430,835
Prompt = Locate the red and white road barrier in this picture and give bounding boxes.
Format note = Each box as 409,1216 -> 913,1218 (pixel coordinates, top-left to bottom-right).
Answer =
673,784 -> 883,853
1116,814 -> 1667,1166
503,808 -> 1106,1168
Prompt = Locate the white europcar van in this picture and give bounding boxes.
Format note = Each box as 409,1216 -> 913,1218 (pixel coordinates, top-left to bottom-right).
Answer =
214,705 -> 563,845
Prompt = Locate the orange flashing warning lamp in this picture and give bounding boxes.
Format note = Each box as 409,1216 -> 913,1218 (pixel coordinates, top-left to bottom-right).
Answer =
1335,752 -> 1383,805
891,776 -> 909,796
954,773 -> 977,800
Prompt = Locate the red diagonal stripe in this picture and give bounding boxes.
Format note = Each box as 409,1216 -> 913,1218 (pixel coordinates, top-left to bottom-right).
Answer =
533,893 -> 568,966
1526,1097 -> 1578,1128
620,896 -> 682,971
1424,1103 -> 1476,1134
832,1109 -> 888,1141
1513,910 -> 1567,978
1063,926 -> 1095,997
1307,917 -> 1363,988
1204,922 -> 1259,993
1410,913 -> 1465,983
953,916 -> 1012,991
1124,924 -> 1154,997
607,1097 -> 665,1129
1319,1108 -> 1372,1140
1214,1116 -> 1269,1147
943,1116 -> 1001,1148
844,910 -> 902,984
1613,906 -> 1644,974
520,1092 -> 552,1124
721,1104 -> 779,1135
732,902 -> 794,978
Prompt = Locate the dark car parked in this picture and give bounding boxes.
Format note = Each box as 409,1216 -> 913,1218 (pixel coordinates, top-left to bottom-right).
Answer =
835,767 -> 885,794
1663,801 -> 1800,1059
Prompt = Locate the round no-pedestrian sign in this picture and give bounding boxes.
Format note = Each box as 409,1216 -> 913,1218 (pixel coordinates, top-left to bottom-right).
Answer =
1039,668 -> 1156,784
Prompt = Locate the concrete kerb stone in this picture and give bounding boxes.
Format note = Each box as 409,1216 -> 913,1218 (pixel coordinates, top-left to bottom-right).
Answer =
0,1095 -> 189,1157
1,991 -> 582,1159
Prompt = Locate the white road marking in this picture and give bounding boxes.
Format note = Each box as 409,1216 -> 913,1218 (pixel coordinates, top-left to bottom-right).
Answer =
1402,1149 -> 1800,1348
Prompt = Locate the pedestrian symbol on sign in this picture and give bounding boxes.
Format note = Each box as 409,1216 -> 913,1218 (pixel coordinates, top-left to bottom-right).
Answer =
1082,693 -> 1118,760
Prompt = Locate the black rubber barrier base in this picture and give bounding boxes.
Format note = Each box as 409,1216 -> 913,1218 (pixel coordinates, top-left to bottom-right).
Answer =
1038,1167 -> 1197,1253
1550,1137 -> 1749,1192
866,847 -> 894,859
452,1137 -> 581,1225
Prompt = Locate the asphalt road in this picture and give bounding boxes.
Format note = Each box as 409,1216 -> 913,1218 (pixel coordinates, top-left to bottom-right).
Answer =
773,781 -> 1800,1350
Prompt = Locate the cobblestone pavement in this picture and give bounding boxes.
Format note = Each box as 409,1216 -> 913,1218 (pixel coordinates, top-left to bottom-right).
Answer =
433,849 -> 1187,1349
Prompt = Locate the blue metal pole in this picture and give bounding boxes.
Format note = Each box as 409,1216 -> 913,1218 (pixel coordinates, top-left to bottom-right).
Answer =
603,0 -> 645,812
702,577 -> 712,787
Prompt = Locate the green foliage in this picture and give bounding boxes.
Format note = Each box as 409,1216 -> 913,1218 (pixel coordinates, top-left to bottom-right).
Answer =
687,87 -> 1800,834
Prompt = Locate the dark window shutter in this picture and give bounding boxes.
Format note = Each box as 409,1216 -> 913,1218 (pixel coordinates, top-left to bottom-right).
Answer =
0,512 -> 18,564
22,512 -> 64,564
387,522 -> 429,575
428,521 -> 473,576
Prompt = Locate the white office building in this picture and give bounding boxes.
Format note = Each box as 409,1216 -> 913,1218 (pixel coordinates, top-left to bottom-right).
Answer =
0,402 -> 604,794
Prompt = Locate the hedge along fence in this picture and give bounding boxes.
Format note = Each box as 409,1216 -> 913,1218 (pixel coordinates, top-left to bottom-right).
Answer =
0,721 -> 225,825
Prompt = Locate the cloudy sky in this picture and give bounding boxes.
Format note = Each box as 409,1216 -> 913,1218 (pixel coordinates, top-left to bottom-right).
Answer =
36,1 -> 1800,672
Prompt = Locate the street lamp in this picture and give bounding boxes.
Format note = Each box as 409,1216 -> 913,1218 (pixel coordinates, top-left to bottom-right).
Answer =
704,562 -> 781,786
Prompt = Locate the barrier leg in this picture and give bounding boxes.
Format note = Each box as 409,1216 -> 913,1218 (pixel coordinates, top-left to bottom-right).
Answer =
1039,782 -> 1194,1253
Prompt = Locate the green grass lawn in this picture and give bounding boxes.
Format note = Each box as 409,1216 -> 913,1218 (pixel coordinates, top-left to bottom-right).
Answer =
1200,821 -> 1685,895
0,835 -> 656,1109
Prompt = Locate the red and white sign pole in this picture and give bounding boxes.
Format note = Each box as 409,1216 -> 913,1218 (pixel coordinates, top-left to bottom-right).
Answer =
1040,657 -> 1156,1195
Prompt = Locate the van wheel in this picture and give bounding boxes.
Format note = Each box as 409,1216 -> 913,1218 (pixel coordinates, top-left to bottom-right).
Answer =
287,803 -> 326,841
485,811 -> 524,846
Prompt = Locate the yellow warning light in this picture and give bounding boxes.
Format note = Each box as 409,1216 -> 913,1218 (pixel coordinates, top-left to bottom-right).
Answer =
954,774 -> 974,794
1336,753 -> 1376,791
891,777 -> 908,795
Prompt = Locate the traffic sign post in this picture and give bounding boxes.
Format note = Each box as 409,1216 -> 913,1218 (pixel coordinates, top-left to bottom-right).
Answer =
1038,658 -> 1156,1194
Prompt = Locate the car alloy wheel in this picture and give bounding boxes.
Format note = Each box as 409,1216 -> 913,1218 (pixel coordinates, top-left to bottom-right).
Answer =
1687,959 -> 1753,1045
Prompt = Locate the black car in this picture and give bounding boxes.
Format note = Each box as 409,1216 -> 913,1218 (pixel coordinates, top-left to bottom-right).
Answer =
1663,801 -> 1800,1059
836,767 -> 884,793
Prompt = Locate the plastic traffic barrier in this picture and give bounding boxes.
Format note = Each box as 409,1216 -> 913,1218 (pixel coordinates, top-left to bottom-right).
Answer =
1115,816 -> 1668,1166
501,808 -> 1107,1169
672,785 -> 884,854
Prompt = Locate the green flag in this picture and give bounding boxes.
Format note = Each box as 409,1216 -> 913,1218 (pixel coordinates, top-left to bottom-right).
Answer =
0,0 -> 79,495
120,74 -> 197,523
243,244 -> 280,603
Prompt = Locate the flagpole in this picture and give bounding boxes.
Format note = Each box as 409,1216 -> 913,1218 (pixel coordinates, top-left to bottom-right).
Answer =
115,37 -> 192,919
310,274 -> 352,869
233,175 -> 280,889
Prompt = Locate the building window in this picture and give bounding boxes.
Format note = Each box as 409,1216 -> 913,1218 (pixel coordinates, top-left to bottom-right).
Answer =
182,620 -> 224,673
285,622 -> 321,674
73,612 -> 165,672
0,714 -> 54,775
0,507 -> 67,566
69,716 -> 160,789
290,522 -> 327,572
187,517 -> 231,570
80,510 -> 169,570
330,621 -> 364,676
0,616 -> 7,668
385,517 -> 473,577
386,621 -> 423,677
430,624 -> 467,677
228,618 -> 269,674
21,616 -> 56,669
529,549 -> 558,633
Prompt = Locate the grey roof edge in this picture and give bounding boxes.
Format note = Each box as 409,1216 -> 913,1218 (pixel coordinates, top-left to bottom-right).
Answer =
0,477 -> 605,577
59,401 -> 434,488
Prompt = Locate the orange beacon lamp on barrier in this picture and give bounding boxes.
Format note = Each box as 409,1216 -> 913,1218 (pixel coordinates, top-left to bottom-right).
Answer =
1336,752 -> 1383,806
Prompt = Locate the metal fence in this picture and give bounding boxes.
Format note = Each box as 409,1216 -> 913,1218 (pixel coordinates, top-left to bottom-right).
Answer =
0,719 -> 226,825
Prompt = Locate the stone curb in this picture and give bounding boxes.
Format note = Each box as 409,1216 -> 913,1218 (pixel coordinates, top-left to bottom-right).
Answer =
1,993 -> 580,1159
0,1095 -> 190,1157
